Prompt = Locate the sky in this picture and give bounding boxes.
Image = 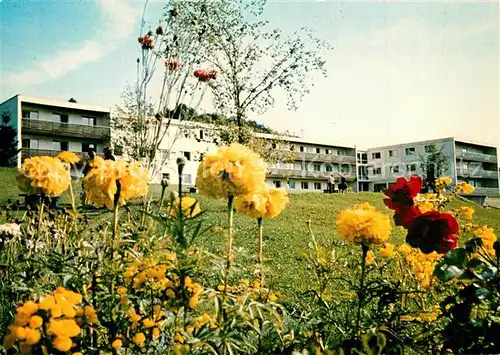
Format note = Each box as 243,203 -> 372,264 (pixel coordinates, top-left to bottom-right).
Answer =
1,0 -> 499,150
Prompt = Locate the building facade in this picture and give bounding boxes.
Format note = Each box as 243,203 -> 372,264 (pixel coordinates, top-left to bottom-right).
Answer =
0,95 -> 111,167
364,137 -> 499,196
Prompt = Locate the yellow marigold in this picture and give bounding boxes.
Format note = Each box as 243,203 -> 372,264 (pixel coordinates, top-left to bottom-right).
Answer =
152,327 -> 160,339
167,196 -> 201,218
436,177 -> 452,186
83,160 -> 148,209
28,316 -> 43,329
414,193 -> 438,214
18,301 -> 38,317
53,336 -> 73,352
461,207 -> 475,220
117,286 -> 127,296
57,151 -> 80,164
143,318 -> 155,328
189,295 -> 199,309
234,187 -> 289,219
336,203 -> 391,246
132,333 -> 146,346
111,339 -> 122,349
196,144 -> 267,198
474,226 -> 497,256
17,156 -> 70,196
39,295 -> 56,311
48,319 -> 81,337
365,250 -> 375,265
379,243 -> 395,258
456,181 -> 475,194
24,328 -> 41,345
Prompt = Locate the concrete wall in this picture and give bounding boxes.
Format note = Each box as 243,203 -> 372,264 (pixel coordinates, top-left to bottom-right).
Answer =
0,95 -> 21,166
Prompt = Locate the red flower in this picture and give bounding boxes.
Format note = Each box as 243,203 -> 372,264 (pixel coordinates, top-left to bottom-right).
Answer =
138,35 -> 154,50
194,69 -> 216,82
384,176 -> 422,212
165,58 -> 182,71
406,211 -> 459,254
394,205 -> 421,229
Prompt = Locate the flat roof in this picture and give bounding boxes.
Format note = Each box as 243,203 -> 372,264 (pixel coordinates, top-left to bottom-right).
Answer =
4,94 -> 111,113
256,132 -> 355,149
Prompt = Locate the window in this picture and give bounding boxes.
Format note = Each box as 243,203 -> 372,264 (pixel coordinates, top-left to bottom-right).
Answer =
301,163 -> 309,171
405,147 -> 415,156
60,114 -> 69,123
313,164 -> 321,172
316,148 -> 320,154
299,146 -> 305,152
199,130 -> 204,140
22,139 -> 29,149
325,149 -> 331,155
82,117 -> 97,126
273,180 -> 282,188
325,165 -> 333,172
82,143 -> 96,153
288,181 -> 296,189
22,110 -> 39,120
462,164 -> 468,171
162,173 -> 170,180
22,139 -> 38,149
372,152 -> 381,159
272,143 -> 277,149
52,141 -> 68,151
52,113 -> 68,123
389,150 -> 397,158
373,168 -> 382,175
301,182 -> 309,190
337,150 -> 345,156
183,152 -> 191,161
182,174 -> 192,184
406,164 -> 417,172
424,145 -> 431,153
341,165 -> 350,173
314,182 -> 322,190
391,166 -> 400,174
290,145 -> 295,151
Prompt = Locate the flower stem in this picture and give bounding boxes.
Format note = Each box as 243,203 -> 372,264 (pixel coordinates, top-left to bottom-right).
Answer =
112,182 -> 121,256
257,217 -> 264,283
224,195 -> 235,293
68,179 -> 78,231
356,244 -> 369,333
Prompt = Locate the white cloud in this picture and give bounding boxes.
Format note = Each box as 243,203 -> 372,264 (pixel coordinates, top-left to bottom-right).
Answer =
5,0 -> 140,86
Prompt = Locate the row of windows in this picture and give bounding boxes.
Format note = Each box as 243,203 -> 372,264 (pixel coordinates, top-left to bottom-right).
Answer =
369,164 -> 418,176
22,110 -> 97,126
273,180 -> 323,190
270,143 -> 348,156
371,146 -> 435,160
22,139 -> 97,152
162,173 -> 192,184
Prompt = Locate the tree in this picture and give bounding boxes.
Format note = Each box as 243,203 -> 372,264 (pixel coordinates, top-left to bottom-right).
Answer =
169,0 -> 331,143
68,98 -> 77,103
0,111 -> 20,167
419,144 -> 450,192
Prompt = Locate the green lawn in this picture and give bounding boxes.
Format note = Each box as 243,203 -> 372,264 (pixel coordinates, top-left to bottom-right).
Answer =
2,166 -> 500,302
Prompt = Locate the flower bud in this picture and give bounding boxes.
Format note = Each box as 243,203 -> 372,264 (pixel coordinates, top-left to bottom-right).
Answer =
177,157 -> 186,175
161,179 -> 169,188
156,26 -> 163,35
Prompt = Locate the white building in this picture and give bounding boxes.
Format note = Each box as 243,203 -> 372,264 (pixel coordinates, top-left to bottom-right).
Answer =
0,95 -> 111,167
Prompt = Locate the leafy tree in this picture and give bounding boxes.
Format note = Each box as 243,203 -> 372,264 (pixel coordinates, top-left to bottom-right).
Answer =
0,111 -> 20,167
419,144 -> 450,192
169,0 -> 331,143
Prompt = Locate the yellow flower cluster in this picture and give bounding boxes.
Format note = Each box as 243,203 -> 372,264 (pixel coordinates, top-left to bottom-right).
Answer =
17,156 -> 70,196
455,181 -> 475,194
196,144 -> 267,198
474,226 -> 497,256
3,287 -> 97,353
435,177 -> 452,193
83,158 -> 149,209
192,312 -> 218,330
57,151 -> 80,164
398,244 -> 442,290
216,279 -> 278,303
234,187 -> 289,219
460,206 -> 475,220
167,197 -> 201,218
414,193 -> 441,213
336,203 -> 391,246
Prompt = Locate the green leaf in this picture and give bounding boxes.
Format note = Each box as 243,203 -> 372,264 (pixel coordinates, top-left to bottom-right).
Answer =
465,238 -> 483,253
444,248 -> 467,268
434,262 -> 464,281
475,287 -> 491,300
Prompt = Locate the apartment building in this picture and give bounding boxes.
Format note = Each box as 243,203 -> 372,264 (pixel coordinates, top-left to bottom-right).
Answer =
152,120 -> 358,192
0,95 -> 111,167
365,137 -> 499,196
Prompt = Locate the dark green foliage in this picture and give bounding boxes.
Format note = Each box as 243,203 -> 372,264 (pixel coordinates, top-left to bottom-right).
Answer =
0,111 -> 19,167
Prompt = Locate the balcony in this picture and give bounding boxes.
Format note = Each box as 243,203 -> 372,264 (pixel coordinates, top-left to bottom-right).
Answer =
21,149 -> 104,161
267,168 -> 356,181
279,150 -> 356,164
456,150 -> 498,164
22,119 -> 110,140
457,169 -> 499,179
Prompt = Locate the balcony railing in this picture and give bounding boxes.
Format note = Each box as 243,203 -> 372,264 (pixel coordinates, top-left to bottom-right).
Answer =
22,119 -> 110,140
456,150 -> 498,164
267,168 -> 356,181
21,149 -> 104,161
457,169 -> 499,179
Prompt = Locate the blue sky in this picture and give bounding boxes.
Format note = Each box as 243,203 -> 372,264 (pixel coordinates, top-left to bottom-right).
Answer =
1,1 -> 498,149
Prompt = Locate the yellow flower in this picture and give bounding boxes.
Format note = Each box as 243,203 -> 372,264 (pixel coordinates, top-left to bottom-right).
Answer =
336,203 -> 391,246
53,336 -> 73,352
474,226 -> 497,256
132,333 -> 146,346
365,250 -> 375,265
167,197 -> 201,218
398,243 -> 442,290
456,181 -> 475,194
28,316 -> 43,329
18,301 -> 38,317
196,143 -> 267,198
234,187 -> 289,219
39,295 -> 56,310
24,328 -> 41,345
111,339 -> 123,349
437,177 -> 452,186
268,293 -> 278,302
57,151 -> 80,164
48,319 -> 81,337
117,286 -> 127,296
174,333 -> 184,344
83,159 -> 148,209
461,207 -> 475,220
17,156 -> 71,196
189,295 -> 199,309
166,289 -> 176,298
143,318 -> 155,328
152,327 -> 160,340
379,243 -> 395,258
